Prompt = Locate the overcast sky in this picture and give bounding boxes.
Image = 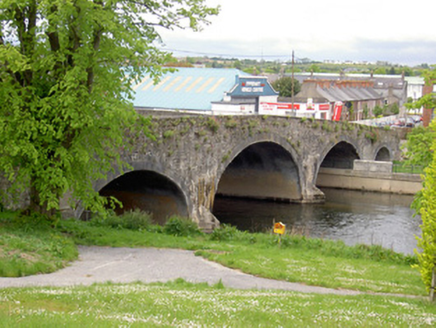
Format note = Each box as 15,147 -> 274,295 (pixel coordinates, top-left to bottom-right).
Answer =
158,0 -> 436,66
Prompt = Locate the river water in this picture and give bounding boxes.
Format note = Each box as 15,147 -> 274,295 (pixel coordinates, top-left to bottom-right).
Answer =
212,188 -> 422,255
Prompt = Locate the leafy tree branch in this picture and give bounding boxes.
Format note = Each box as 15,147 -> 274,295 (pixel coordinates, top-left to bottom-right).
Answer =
0,0 -> 218,218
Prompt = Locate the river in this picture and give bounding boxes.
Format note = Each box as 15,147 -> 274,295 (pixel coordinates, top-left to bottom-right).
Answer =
212,188 -> 422,255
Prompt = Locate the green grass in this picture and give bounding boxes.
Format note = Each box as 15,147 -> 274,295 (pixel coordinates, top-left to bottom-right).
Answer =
0,212 -> 77,277
393,161 -> 425,174
197,246 -> 423,295
1,280 -> 435,327
0,213 -> 426,296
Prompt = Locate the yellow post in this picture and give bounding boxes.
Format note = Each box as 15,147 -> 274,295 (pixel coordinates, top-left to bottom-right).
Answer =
273,222 -> 286,248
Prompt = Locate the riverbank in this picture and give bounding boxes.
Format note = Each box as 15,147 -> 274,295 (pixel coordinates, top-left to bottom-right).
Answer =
0,211 -> 422,295
1,212 -> 434,326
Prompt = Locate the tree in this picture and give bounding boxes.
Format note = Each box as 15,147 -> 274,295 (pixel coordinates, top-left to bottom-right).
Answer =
405,67 -> 436,297
0,0 -> 218,218
309,64 -> 321,73
414,119 -> 436,296
372,105 -> 384,117
271,76 -> 301,98
403,126 -> 435,168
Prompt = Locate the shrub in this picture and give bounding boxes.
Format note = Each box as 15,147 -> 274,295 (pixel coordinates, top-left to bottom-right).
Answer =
163,130 -> 175,139
224,119 -> 237,129
90,209 -> 152,231
365,131 -> 378,143
119,209 -> 153,230
206,117 -> 219,133
163,216 -> 201,237
322,121 -> 332,132
209,224 -> 240,241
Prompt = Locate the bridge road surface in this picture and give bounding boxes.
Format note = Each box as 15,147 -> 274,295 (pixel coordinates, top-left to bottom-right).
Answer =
0,246 -> 361,295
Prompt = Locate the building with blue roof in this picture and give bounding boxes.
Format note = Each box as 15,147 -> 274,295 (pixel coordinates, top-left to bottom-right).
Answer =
131,67 -> 279,115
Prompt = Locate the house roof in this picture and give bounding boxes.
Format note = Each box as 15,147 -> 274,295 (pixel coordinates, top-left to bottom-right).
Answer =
131,67 -> 247,111
294,80 -> 383,103
318,86 -> 382,102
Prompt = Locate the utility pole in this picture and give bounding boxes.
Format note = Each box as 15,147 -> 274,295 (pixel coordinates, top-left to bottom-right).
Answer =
291,50 -> 295,116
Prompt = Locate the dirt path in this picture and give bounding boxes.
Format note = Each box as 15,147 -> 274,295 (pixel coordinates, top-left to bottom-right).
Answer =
0,246 -> 365,295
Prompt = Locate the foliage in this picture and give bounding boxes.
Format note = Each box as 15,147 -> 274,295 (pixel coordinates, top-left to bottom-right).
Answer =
321,121 -> 333,132
372,104 -> 399,117
364,131 -> 378,143
392,162 -> 424,175
90,209 -> 152,231
402,125 -> 436,168
414,124 -> 436,292
347,102 -> 354,120
409,67 -> 436,294
0,212 -> 77,276
407,67 -> 436,111
362,105 -> 369,119
163,216 -> 201,237
224,118 -> 238,128
0,0 -> 218,218
2,213 -> 424,295
209,224 -> 240,241
373,105 -> 384,117
389,103 -> 400,115
163,130 -> 175,139
205,117 -> 220,133
271,76 -> 301,97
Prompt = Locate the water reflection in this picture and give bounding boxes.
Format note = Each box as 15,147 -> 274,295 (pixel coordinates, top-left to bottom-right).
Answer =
212,188 -> 422,255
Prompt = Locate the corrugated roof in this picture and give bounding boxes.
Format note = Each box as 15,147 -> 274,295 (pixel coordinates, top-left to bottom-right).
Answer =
132,67 -> 247,111
318,86 -> 382,102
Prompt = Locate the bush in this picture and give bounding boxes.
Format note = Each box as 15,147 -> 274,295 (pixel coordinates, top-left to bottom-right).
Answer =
163,216 -> 201,237
90,209 -> 152,231
119,209 -> 153,230
206,117 -> 219,133
209,224 -> 240,241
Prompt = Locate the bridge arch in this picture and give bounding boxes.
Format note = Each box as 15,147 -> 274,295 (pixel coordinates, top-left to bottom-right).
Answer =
215,139 -> 302,204
94,160 -> 190,225
374,145 -> 392,161
319,140 -> 361,170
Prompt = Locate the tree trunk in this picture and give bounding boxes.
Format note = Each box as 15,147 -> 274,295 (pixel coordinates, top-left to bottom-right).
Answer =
430,267 -> 436,302
28,183 -> 56,218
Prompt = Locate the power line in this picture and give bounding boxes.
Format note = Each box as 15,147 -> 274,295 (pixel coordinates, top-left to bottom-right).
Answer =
161,47 -> 302,60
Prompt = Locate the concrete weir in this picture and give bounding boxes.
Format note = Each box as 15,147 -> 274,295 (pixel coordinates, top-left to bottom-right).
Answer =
316,160 -> 422,195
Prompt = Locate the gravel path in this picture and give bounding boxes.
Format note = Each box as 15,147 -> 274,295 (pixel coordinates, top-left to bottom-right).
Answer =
0,246 -> 362,295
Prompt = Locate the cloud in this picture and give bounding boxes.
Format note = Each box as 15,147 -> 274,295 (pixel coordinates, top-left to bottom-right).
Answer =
157,0 -> 436,66
160,33 -> 436,66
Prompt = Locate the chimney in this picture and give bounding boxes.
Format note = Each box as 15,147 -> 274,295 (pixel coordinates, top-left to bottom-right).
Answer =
388,84 -> 394,99
423,82 -> 434,127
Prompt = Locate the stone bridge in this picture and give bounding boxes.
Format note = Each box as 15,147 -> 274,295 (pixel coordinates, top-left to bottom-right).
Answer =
89,113 -> 402,231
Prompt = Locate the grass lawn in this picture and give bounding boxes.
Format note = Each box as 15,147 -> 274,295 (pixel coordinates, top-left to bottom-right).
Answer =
197,246 -> 423,295
0,212 -> 425,296
1,280 -> 435,327
0,211 -> 433,326
0,212 -> 77,277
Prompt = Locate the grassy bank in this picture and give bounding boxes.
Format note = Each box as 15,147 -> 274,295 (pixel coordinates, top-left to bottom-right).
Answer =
0,211 -> 424,296
1,280 -> 435,327
0,211 -> 77,277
